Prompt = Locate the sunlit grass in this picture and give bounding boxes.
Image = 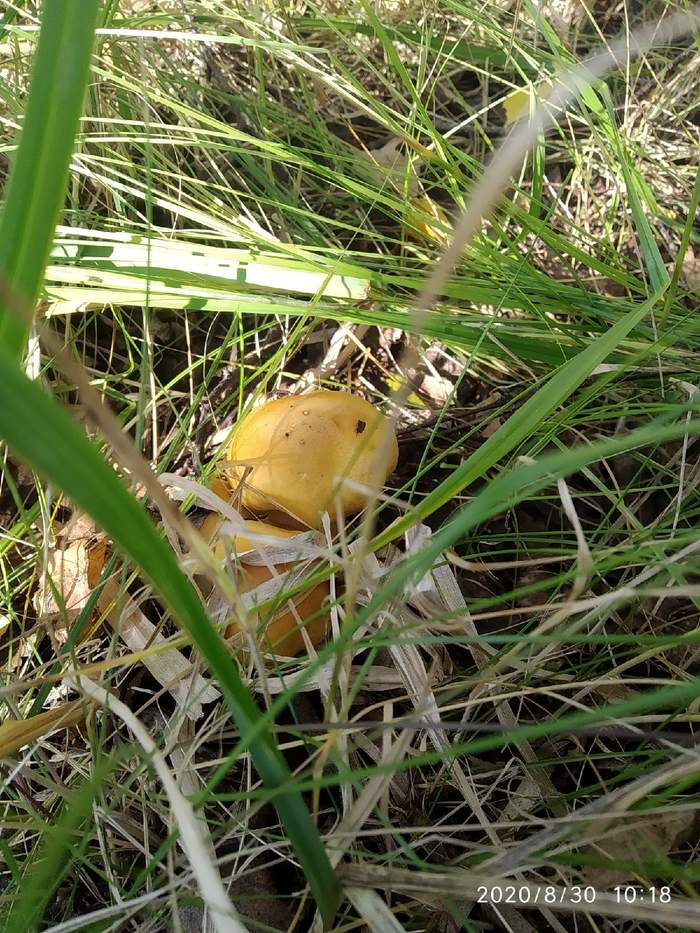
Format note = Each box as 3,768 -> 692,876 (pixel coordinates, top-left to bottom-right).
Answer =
1,0 -> 700,930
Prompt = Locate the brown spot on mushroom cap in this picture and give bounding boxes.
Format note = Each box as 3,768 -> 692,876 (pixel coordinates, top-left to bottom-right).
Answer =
225,390 -> 398,528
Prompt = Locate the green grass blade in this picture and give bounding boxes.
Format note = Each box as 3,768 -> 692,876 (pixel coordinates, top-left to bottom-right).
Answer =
599,89 -> 670,294
49,234 -> 371,299
376,288 -> 666,547
408,412 -> 700,589
1,753 -> 119,931
0,0 -> 100,358
0,350 -> 340,925
662,161 -> 700,318
526,0 -> 670,293
290,16 -> 535,69
326,412 -> 700,717
291,677 -> 700,799
28,553 -> 120,718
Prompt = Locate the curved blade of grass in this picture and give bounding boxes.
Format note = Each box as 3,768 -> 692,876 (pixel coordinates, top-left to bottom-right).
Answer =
0,0 -> 101,359
46,285 -> 648,368
290,17 -> 532,70
0,350 -> 340,925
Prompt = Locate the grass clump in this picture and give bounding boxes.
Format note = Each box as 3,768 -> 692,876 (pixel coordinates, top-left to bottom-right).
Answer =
1,1 -> 700,930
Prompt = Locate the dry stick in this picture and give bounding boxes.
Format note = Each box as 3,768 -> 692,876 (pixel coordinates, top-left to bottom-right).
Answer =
447,552 -> 575,572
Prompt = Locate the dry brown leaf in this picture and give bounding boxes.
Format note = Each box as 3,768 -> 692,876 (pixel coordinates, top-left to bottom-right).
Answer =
403,195 -> 451,245
405,366 -> 454,407
482,417 -> 502,438
503,79 -> 555,125
585,810 -> 693,887
34,538 -> 106,634
34,514 -> 108,635
593,681 -> 639,703
87,535 -> 109,589
532,0 -> 586,40
35,511 -> 220,720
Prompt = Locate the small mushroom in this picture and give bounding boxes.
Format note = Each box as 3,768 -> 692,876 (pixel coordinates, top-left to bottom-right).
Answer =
224,391 -> 398,528
200,516 -> 329,656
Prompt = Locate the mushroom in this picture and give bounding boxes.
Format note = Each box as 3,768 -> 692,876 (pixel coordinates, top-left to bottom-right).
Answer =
223,391 -> 398,528
200,515 -> 329,656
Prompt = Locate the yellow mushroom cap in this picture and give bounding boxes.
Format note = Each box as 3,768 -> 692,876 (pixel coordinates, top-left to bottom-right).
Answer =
225,391 -> 398,528
200,515 -> 329,656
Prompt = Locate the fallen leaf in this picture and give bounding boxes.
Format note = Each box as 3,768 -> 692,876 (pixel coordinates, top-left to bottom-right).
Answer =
593,681 -> 639,703
406,366 -> 454,407
404,195 -> 451,245
482,417 -> 502,438
537,0 -> 586,40
34,528 -> 108,637
503,77 -> 555,125
87,535 -> 109,589
35,543 -> 90,625
62,511 -> 97,544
